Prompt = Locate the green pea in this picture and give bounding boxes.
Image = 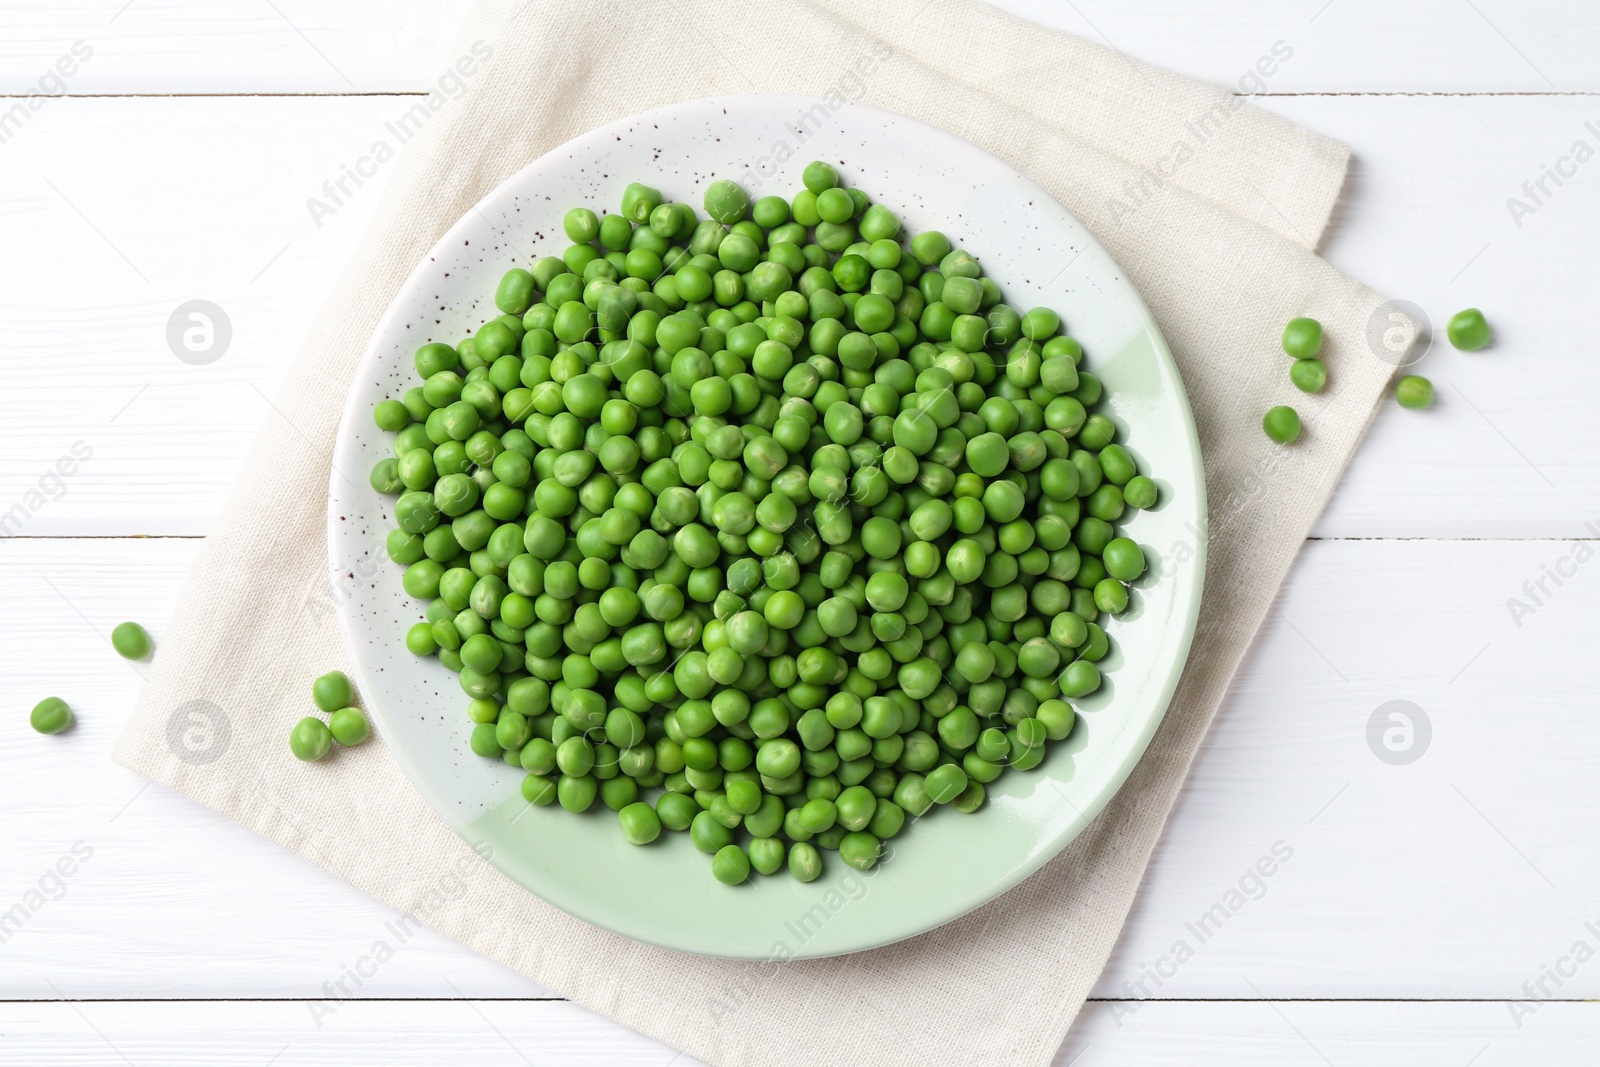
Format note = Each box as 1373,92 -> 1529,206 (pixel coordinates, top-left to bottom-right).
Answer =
656,792 -> 698,831
618,801 -> 662,845
1281,316 -> 1322,359
1447,308 -> 1491,351
839,831 -> 881,871
1094,577 -> 1129,614
521,774 -> 558,806
1123,475 -> 1158,509
290,717 -> 333,762
1396,375 -> 1434,409
110,621 -> 152,660
558,774 -> 597,812
924,764 -> 968,804
312,670 -> 353,713
1290,357 -> 1328,394
1263,405 -> 1301,445
1059,659 -> 1101,697
690,810 -> 734,854
788,840 -> 823,882
1103,538 -> 1146,582
748,837 -> 785,876
30,696 -> 72,735
329,708 -> 370,746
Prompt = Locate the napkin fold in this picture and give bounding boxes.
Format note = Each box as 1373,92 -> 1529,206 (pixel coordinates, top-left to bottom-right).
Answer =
116,2 -> 1395,1063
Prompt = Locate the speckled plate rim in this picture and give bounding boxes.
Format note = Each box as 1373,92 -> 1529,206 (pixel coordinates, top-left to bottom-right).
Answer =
329,94 -> 1205,960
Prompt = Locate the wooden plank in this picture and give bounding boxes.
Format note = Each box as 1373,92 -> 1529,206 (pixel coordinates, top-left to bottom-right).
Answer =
1062,1000 -> 1595,1065
0,96 -> 394,536
0,999 -> 690,1065
1,0 -> 1596,95
1,998 -> 1595,1065
0,94 -> 1593,537
0,0 -> 475,95
2,536 -> 1594,999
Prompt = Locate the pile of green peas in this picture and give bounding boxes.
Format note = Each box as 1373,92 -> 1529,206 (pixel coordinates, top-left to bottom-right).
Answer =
370,162 -> 1157,885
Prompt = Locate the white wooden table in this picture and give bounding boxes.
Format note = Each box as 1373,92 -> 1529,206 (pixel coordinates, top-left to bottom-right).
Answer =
3,1 -> 1596,1062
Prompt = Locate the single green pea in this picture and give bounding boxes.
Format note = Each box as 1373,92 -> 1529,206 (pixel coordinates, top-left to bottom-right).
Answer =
1123,475 -> 1158,509
1263,405 -> 1301,445
748,836 -> 785,876
924,763 -> 968,804
1396,374 -> 1434,409
618,801 -> 662,845
290,716 -> 333,762
329,707 -> 371,746
110,621 -> 152,661
558,774 -> 598,812
1059,659 -> 1101,698
802,160 -> 839,193
1101,537 -> 1146,582
563,207 -> 600,243
690,810 -> 734,854
374,398 -> 409,432
1447,308 -> 1491,351
655,791 -> 698,832
1094,577 -> 1129,614
839,831 -> 881,871
521,774 -> 558,806
312,670 -> 353,713
30,696 -> 72,735
1290,357 -> 1327,394
952,780 -> 988,811
1282,316 -> 1322,359
788,840 -> 824,882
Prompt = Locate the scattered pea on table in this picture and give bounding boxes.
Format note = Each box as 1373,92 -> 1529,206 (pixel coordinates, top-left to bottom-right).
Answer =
1395,375 -> 1434,409
1447,308 -> 1491,351
30,696 -> 73,735
111,621 -> 152,660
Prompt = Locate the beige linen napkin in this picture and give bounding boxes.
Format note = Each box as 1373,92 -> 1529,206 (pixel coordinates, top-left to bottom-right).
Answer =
115,1 -> 1395,1063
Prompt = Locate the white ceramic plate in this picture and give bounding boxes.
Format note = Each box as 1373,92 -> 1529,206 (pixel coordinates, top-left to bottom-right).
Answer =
329,94 -> 1204,960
